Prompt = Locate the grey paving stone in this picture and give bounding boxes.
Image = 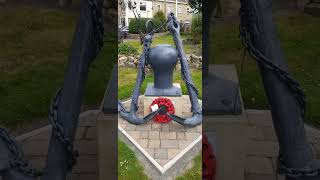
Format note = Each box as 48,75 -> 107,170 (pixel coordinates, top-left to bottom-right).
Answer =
125,124 -> 137,131
179,140 -> 192,149
140,131 -> 148,139
161,140 -> 179,149
145,148 -> 155,157
137,139 -> 148,148
136,124 -> 151,131
177,132 -> 185,140
246,141 -> 279,158
127,131 -> 140,139
155,149 -> 168,159
168,149 -> 180,160
245,156 -> 274,175
161,124 -> 170,132
151,123 -> 161,131
185,132 -> 200,141
149,131 -> 159,139
155,159 -> 169,166
149,140 -> 160,148
170,122 -> 186,132
160,132 -> 176,140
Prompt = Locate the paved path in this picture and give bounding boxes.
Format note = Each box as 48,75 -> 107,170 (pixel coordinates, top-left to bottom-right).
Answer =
245,110 -> 320,180
4,109 -> 320,180
14,110 -> 99,180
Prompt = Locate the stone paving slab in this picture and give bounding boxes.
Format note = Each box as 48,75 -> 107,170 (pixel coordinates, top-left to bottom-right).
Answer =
4,107 -> 320,180
13,110 -> 100,180
245,109 -> 320,180
119,95 -> 202,174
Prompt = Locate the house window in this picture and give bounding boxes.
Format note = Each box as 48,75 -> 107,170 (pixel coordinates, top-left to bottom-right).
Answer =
178,6 -> 182,13
167,5 -> 172,12
157,4 -> 161,11
140,2 -> 146,11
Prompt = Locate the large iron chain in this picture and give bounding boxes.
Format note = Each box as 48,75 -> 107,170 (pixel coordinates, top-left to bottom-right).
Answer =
48,88 -> 79,171
88,0 -> 104,57
0,0 -> 104,177
239,7 -> 306,117
0,128 -> 42,177
239,6 -> 319,178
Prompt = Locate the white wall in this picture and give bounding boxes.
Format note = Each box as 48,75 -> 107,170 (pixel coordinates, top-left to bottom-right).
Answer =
124,0 -> 153,26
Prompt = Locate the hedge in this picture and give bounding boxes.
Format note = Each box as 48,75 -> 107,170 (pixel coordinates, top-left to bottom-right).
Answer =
129,18 -> 165,34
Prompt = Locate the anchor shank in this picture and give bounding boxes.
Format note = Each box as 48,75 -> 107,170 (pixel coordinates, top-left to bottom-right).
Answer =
240,0 -> 313,174
42,0 -> 103,179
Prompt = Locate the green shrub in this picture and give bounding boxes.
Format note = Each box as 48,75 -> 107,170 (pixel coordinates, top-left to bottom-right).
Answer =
154,11 -> 166,24
118,43 -> 138,55
129,18 -> 149,34
191,13 -> 202,43
129,17 -> 166,34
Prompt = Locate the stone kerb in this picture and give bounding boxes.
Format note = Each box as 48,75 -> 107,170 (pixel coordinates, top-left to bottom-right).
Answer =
118,96 -> 202,175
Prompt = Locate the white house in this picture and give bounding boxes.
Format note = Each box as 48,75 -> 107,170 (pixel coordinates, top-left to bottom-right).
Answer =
120,0 -> 153,27
119,0 -> 193,28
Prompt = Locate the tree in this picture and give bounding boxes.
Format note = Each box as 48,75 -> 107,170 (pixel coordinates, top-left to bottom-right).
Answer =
188,0 -> 202,13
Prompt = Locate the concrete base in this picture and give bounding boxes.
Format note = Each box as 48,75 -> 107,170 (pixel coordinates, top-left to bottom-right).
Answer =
203,64 -> 243,115
145,83 -> 182,97
203,113 -> 248,180
143,83 -> 185,117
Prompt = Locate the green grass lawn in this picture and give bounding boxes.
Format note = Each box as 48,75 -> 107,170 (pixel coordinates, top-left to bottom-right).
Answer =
118,67 -> 202,100
212,13 -> 320,126
176,154 -> 202,180
118,140 -> 149,180
124,33 -> 202,56
0,7 -> 115,128
119,139 -> 201,180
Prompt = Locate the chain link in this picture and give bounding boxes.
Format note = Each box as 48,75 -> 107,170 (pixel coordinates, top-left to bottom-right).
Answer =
88,0 -> 104,57
239,6 -> 318,178
239,7 -> 306,117
48,88 -> 79,171
0,0 -> 103,177
0,128 -> 42,177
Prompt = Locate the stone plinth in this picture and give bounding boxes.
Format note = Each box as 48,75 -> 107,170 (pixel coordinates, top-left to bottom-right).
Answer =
118,96 -> 202,176
144,83 -> 186,117
204,114 -> 248,180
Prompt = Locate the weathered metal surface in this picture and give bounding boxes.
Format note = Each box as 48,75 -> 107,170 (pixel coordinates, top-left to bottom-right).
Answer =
0,0 -> 104,179
165,13 -> 202,127
119,13 -> 202,127
239,0 -> 320,179
41,0 -> 104,179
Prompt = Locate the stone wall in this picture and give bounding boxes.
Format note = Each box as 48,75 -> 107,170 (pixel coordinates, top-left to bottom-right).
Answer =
152,1 -> 193,22
118,54 -> 202,70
